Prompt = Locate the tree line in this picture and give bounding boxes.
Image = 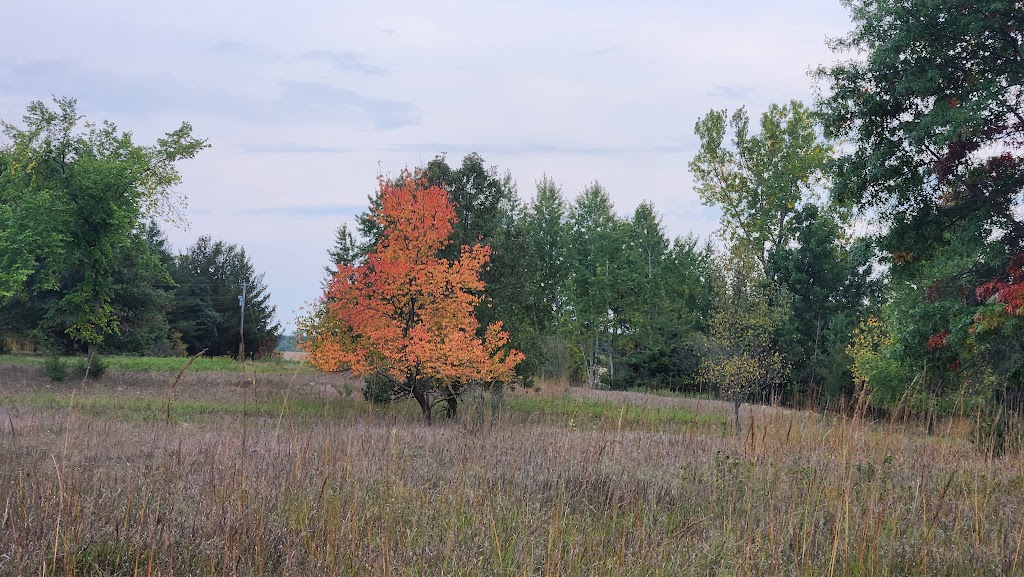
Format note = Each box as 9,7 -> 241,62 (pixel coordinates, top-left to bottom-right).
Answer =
0,98 -> 281,358
308,0 -> 1024,426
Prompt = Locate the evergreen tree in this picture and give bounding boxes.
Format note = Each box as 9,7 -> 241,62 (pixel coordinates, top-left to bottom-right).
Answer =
171,236 -> 281,358
322,223 -> 360,287
769,204 -> 880,403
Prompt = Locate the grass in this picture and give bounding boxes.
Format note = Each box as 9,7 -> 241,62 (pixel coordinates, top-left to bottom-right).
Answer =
0,352 -> 314,374
505,394 -> 726,431
2,362 -> 1023,576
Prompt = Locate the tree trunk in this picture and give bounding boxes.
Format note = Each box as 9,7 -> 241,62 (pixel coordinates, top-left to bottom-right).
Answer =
609,325 -> 616,388
411,384 -> 432,424
444,394 -> 458,420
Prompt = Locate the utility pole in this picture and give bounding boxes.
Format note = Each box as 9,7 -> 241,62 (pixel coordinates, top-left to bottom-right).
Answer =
238,281 -> 247,361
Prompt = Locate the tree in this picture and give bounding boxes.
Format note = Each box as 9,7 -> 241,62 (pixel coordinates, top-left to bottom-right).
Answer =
300,169 -> 523,422
100,222 -> 179,356
620,233 -> 719,391
563,183 -> 628,387
356,154 -> 543,379
816,0 -> 1024,400
689,101 -> 832,271
322,223 -> 360,287
769,204 -> 880,403
0,97 -> 207,351
170,236 -> 282,358
519,176 -> 571,379
699,281 -> 790,433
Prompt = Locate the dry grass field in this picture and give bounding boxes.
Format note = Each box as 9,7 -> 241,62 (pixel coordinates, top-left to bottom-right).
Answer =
1,360 -> 1023,576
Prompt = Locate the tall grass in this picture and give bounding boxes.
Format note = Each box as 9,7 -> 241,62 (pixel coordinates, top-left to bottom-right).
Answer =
1,368 -> 1023,575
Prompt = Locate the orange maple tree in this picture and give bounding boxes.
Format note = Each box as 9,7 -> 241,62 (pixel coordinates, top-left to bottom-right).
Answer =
300,169 -> 523,422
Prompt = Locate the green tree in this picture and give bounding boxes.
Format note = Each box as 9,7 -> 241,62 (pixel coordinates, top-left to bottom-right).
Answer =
100,222 -> 179,355
0,97 -> 206,352
816,0 -> 1024,401
699,280 -> 790,433
689,100 -> 832,271
518,176 -> 571,379
564,183 -> 628,387
769,204 -> 880,403
625,235 -> 720,391
171,236 -> 282,358
323,223 -> 360,287
422,154 -> 530,352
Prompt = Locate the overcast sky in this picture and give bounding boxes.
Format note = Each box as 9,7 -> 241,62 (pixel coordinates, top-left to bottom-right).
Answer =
0,0 -> 853,331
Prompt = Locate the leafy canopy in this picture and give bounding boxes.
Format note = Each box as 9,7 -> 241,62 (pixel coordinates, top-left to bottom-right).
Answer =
690,100 -> 831,270
816,0 -> 1024,393
0,97 -> 207,347
302,169 -> 523,419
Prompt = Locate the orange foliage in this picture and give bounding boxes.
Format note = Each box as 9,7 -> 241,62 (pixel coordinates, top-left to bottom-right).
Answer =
302,169 -> 523,394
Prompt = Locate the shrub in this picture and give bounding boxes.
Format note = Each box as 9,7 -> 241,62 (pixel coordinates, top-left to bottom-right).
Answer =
45,355 -> 67,382
362,374 -> 395,405
71,355 -> 108,379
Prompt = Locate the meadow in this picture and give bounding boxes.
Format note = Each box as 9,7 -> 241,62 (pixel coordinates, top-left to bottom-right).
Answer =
1,357 -> 1023,576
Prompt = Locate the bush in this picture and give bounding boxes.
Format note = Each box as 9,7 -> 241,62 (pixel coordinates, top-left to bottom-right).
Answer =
45,355 -> 67,382
363,374 -> 396,405
71,355 -> 108,380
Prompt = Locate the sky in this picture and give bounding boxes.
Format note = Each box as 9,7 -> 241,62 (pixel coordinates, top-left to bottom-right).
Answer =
0,0 -> 854,331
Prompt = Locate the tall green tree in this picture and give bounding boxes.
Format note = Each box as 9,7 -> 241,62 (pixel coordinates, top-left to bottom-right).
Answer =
171,236 -> 282,358
617,206 -> 719,391
816,0 -> 1024,400
0,97 -> 206,351
769,204 -> 880,402
689,100 -> 832,272
522,177 -> 568,326
422,154 -> 528,339
518,177 -> 571,378
564,183 -> 628,387
100,222 -> 178,355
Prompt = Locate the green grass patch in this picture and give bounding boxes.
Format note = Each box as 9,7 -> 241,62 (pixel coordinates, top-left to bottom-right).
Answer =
0,354 -> 313,374
506,394 -> 726,430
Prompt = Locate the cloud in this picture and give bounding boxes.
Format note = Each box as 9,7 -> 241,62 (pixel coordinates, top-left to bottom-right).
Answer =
299,50 -> 387,75
0,58 -> 176,115
238,203 -> 365,218
0,58 -> 416,130
271,81 -> 420,129
243,144 -> 352,154
706,85 -> 757,100
385,142 -> 694,156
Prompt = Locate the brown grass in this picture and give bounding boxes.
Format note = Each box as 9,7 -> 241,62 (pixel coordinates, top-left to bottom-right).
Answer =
1,364 -> 1023,576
